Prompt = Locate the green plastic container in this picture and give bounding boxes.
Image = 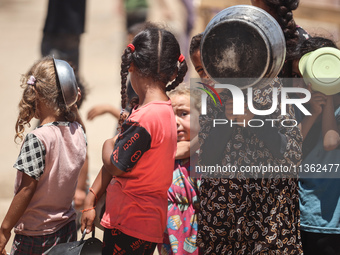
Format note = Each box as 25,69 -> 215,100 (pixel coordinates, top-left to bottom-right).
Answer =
299,47 -> 340,95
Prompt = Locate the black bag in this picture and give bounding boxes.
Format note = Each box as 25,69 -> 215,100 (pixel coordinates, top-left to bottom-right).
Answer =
46,230 -> 102,255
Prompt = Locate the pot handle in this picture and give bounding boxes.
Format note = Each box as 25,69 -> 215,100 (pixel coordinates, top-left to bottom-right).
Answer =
79,228 -> 96,244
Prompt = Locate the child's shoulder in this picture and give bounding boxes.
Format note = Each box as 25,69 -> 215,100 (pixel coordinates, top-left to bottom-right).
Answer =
31,121 -> 84,139
133,100 -> 173,119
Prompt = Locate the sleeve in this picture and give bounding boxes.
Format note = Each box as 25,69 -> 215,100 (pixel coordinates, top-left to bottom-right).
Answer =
13,133 -> 46,180
111,121 -> 151,172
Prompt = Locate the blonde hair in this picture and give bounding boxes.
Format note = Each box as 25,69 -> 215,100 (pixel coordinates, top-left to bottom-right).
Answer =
167,84 -> 201,112
15,56 -> 76,142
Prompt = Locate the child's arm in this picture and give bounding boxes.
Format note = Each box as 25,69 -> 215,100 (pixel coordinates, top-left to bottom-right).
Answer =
81,165 -> 112,234
87,104 -> 121,121
322,96 -> 340,151
298,90 -> 327,140
102,137 -> 126,176
175,136 -> 199,160
74,153 -> 89,210
0,173 -> 37,254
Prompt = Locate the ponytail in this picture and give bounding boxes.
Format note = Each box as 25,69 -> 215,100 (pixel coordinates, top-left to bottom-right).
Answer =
118,47 -> 133,129
265,0 -> 300,59
166,59 -> 188,92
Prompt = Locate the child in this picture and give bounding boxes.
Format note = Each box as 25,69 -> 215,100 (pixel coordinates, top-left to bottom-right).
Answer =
81,25 -> 188,255
193,36 -> 303,255
291,36 -> 340,255
0,56 -> 87,254
158,86 -> 201,254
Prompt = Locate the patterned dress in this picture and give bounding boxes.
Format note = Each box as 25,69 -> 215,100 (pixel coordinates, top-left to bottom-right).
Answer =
197,79 -> 303,254
159,157 -> 201,255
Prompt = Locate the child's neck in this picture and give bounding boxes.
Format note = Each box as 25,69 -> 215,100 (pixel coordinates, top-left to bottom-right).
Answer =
134,79 -> 168,107
39,115 -> 65,125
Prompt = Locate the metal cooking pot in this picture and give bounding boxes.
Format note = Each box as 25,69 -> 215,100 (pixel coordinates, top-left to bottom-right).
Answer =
53,58 -> 79,107
201,5 -> 286,89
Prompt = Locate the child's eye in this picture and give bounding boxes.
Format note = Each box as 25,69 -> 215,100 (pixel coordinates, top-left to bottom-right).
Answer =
181,111 -> 189,117
292,72 -> 301,78
196,68 -> 203,75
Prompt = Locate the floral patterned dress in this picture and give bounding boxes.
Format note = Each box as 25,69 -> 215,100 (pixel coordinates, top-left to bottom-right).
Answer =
159,156 -> 201,255
197,79 -> 303,254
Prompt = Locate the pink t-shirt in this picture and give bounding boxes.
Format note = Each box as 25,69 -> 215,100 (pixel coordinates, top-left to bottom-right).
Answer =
13,122 -> 87,236
101,100 -> 177,243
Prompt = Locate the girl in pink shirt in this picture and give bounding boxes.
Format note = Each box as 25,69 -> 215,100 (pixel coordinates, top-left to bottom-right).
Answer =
81,24 -> 188,254
0,57 -> 87,255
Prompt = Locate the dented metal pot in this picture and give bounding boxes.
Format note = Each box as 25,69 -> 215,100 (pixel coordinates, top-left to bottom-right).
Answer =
201,5 -> 286,89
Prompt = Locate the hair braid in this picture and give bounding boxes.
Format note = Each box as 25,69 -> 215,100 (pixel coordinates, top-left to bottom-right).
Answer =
166,59 -> 188,92
264,0 -> 299,59
119,47 -> 133,128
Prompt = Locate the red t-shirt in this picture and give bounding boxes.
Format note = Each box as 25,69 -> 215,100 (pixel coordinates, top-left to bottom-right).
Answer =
101,100 -> 177,243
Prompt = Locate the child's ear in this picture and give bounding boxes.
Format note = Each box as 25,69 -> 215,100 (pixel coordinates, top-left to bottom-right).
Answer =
128,62 -> 135,73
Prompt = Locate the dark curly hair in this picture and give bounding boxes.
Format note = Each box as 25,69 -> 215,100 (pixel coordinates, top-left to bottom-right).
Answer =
296,36 -> 337,58
119,23 -> 188,127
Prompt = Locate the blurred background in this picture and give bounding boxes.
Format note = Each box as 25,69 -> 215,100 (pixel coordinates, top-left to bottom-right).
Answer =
0,0 -> 339,253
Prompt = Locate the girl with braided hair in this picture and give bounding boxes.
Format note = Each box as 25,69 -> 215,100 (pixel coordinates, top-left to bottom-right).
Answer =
81,24 -> 188,255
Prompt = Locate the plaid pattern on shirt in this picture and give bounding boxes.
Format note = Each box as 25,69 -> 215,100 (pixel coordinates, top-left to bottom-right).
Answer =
13,133 -> 46,180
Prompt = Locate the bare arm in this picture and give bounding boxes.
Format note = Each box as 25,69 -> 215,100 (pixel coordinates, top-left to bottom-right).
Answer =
87,104 -> 121,120
298,91 -> 327,141
0,173 -> 37,254
74,153 -> 89,210
81,165 -> 112,233
322,96 -> 340,151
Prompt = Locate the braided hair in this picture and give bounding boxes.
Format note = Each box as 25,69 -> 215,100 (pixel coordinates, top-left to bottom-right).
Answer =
119,24 -> 188,128
263,0 -> 299,60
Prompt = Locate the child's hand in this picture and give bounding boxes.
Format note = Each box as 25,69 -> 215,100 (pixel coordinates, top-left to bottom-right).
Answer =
81,208 -> 96,234
176,141 -> 190,160
0,228 -> 10,255
307,84 -> 327,115
87,105 -> 121,120
87,105 -> 110,120
225,99 -> 254,127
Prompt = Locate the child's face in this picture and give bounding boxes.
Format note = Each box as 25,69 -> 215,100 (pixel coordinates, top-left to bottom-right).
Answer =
191,49 -> 213,86
171,94 -> 199,142
292,59 -> 307,89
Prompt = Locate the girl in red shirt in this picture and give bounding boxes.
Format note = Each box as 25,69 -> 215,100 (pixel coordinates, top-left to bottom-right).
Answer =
81,24 -> 188,255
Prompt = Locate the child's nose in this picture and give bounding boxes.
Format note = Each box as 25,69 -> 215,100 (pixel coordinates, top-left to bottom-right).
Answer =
175,115 -> 181,127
